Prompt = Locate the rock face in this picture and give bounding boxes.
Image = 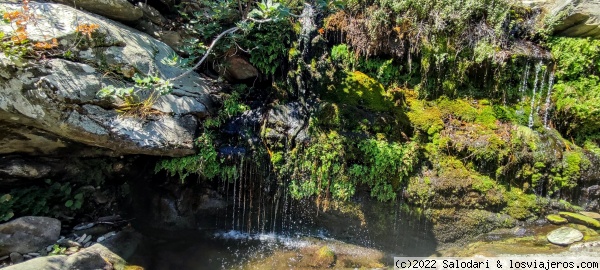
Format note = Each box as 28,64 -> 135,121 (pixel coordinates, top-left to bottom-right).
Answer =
547,226 -> 583,246
131,180 -> 227,231
0,1 -> 218,157
52,0 -> 144,22
547,0 -> 600,38
0,216 -> 61,256
581,185 -> 600,211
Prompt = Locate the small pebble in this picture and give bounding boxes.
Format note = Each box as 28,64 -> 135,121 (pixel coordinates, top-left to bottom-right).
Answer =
97,231 -> 116,242
76,234 -> 88,244
46,245 -> 54,252
83,235 -> 92,244
73,223 -> 95,231
0,255 -> 9,261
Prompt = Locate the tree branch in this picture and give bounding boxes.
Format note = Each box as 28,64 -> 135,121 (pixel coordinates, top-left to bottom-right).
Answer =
168,26 -> 240,82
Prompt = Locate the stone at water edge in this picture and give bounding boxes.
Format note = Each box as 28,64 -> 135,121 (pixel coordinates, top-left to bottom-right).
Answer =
547,227 -> 584,246
546,214 -> 568,225
9,252 -> 23,264
559,212 -> 600,229
579,211 -> 600,220
0,216 -> 61,256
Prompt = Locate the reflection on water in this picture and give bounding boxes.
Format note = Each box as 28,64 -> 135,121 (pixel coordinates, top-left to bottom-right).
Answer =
135,229 -> 390,269
131,195 -> 439,269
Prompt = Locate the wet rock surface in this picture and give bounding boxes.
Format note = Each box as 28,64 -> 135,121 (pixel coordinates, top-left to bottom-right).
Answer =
580,185 -> 600,211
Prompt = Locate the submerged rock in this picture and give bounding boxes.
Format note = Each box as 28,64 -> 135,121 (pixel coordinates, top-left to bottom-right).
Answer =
546,214 -> 568,225
547,227 -> 583,246
0,217 -> 61,256
559,212 -> 600,229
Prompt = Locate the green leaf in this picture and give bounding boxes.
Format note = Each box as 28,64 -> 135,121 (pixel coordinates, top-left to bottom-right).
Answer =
64,200 -> 73,208
4,211 -> 14,220
0,194 -> 11,202
73,200 -> 82,210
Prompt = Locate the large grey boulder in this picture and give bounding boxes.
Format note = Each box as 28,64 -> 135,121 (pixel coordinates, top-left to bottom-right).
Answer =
0,217 -> 61,256
0,1 -> 218,157
52,0 -> 144,22
532,0 -> 600,38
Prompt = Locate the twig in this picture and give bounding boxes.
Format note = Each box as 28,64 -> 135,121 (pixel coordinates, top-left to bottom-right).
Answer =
168,26 -> 240,82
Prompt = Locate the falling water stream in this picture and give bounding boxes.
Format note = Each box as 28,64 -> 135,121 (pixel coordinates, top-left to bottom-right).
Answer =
518,62 -> 530,115
528,61 -> 542,128
543,70 -> 555,128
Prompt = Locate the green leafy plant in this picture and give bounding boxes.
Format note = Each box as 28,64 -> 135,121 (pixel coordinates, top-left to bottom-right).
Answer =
350,139 -> 419,201
0,179 -> 90,221
49,244 -> 67,256
154,83 -> 250,183
97,73 -> 173,114
155,132 -> 240,183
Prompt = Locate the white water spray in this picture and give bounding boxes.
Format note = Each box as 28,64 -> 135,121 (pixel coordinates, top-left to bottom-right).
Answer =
519,63 -> 530,114
543,69 -> 555,128
528,61 -> 543,128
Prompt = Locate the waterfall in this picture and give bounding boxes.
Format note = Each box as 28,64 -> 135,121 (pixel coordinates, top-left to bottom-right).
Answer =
543,70 -> 555,129
232,170 -> 236,230
528,61 -> 542,128
536,68 -> 548,114
518,63 -> 530,114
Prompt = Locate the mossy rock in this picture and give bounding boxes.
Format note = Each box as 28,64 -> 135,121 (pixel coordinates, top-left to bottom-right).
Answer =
322,71 -> 394,112
546,214 -> 568,225
579,211 -> 600,220
559,212 -> 600,229
313,245 -> 335,268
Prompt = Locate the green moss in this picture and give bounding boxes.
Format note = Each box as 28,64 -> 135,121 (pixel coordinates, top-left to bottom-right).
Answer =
475,106 -> 498,129
270,151 -> 284,167
546,214 -> 568,225
551,150 -> 590,190
472,176 -> 497,193
503,189 -> 547,220
406,98 -> 444,136
559,212 -> 600,229
323,71 -> 394,112
314,246 -> 335,267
